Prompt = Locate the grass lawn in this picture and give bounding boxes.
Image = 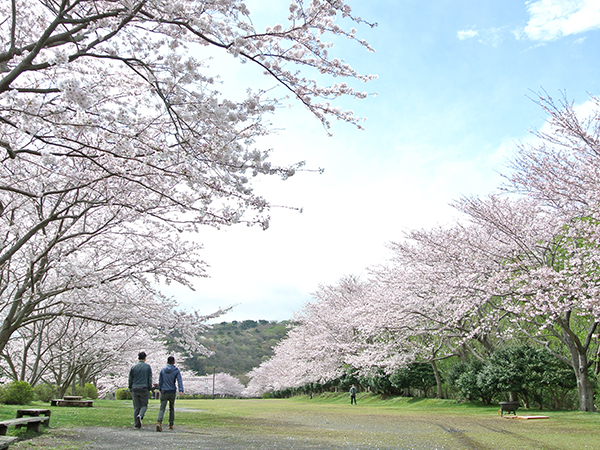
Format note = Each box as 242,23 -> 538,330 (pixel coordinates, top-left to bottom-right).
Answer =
2,394 -> 600,449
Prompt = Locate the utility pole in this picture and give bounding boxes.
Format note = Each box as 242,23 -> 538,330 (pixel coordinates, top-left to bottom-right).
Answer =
212,367 -> 216,400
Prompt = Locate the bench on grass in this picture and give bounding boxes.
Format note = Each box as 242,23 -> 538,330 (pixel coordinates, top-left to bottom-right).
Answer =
0,416 -> 50,436
0,436 -> 17,450
51,396 -> 93,407
16,408 -> 51,419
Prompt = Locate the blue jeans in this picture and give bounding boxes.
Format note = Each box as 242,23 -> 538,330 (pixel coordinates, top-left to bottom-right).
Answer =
157,392 -> 177,425
132,388 -> 149,426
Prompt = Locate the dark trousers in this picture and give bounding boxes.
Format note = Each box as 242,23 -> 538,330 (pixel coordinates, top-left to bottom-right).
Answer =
132,388 -> 149,425
157,392 -> 177,425
351,394 -> 357,405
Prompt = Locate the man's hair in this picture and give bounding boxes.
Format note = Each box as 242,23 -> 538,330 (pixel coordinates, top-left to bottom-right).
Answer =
167,356 -> 175,365
138,351 -> 146,360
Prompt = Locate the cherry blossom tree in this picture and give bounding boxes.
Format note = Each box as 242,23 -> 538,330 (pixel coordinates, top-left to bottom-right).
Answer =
183,372 -> 244,397
1,306 -> 215,397
1,0 -> 376,233
360,259 -> 469,398
1,0 -> 375,360
246,277 -> 368,395
245,94 -> 600,410
507,93 -> 600,216
463,93 -> 600,411
364,130 -> 600,407
454,194 -> 600,411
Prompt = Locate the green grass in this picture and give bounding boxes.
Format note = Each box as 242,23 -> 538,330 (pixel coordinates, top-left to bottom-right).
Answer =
3,395 -> 600,449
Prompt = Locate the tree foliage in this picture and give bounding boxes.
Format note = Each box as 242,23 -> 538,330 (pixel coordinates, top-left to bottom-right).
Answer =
180,320 -> 289,379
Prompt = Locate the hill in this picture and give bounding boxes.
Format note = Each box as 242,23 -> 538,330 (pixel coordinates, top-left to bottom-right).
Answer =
182,320 -> 290,383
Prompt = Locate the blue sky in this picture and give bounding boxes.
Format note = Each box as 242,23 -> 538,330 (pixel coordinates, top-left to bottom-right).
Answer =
164,0 -> 600,323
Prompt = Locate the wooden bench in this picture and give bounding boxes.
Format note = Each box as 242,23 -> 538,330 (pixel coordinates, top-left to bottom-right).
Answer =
0,416 -> 49,435
16,408 -> 51,419
0,436 -> 18,450
51,398 -> 93,407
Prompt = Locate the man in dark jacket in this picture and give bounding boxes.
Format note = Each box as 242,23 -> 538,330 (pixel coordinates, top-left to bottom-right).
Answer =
128,351 -> 153,429
156,356 -> 184,432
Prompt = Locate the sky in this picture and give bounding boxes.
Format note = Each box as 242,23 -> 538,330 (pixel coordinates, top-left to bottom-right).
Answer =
163,0 -> 600,323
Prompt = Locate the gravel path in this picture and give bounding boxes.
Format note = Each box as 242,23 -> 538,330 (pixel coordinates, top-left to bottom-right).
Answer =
25,426 -> 342,450
13,425 -> 386,450
11,406 -> 559,450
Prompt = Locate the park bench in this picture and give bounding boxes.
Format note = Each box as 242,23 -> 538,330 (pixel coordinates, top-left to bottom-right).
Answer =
0,416 -> 49,435
0,408 -> 51,448
51,396 -> 93,407
16,408 -> 51,419
0,436 -> 17,450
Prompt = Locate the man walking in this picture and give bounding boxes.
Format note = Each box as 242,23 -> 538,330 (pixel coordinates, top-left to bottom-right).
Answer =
129,351 -> 153,429
350,385 -> 357,405
156,356 -> 184,431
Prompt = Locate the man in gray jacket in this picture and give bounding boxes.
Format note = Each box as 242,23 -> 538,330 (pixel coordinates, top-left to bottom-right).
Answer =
156,356 -> 184,431
128,351 -> 153,429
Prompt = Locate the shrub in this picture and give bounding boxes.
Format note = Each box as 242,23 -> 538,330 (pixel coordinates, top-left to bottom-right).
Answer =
479,345 -> 577,409
76,383 -> 98,399
0,381 -> 34,405
447,360 -> 496,404
33,383 -> 58,403
390,364 -> 437,397
115,388 -> 132,400
359,369 -> 401,396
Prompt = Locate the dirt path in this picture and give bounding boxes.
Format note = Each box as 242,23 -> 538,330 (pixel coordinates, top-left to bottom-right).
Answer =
11,407 -> 563,450
13,425 -> 387,450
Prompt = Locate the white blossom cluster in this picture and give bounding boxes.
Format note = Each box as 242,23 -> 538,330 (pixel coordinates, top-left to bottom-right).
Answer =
57,78 -> 91,110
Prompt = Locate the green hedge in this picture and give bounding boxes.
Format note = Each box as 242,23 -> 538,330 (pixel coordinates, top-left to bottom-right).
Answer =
115,388 -> 132,400
0,381 -> 34,405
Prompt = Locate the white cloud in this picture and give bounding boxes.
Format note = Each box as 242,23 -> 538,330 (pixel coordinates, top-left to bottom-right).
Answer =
457,29 -> 479,40
457,27 -> 510,47
524,0 -> 600,41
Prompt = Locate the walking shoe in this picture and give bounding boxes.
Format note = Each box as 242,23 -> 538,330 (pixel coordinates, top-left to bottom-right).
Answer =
136,415 -> 142,428
156,422 -> 162,432
169,425 -> 173,430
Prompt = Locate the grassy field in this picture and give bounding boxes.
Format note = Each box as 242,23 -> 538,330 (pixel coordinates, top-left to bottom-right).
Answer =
2,394 -> 600,449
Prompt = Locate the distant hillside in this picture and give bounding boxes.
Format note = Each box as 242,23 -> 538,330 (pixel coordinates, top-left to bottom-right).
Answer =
182,320 -> 290,383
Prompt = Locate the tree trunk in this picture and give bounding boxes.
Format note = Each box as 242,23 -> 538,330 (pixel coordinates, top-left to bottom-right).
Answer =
561,323 -> 596,411
575,368 -> 595,411
430,360 -> 443,398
